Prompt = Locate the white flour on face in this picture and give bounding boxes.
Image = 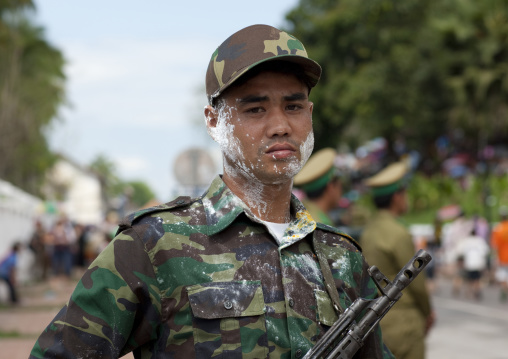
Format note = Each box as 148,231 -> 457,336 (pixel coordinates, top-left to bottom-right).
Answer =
207,101 -> 244,164
293,130 -> 314,176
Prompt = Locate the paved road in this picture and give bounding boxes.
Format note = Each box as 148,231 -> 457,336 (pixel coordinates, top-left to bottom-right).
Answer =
426,277 -> 508,359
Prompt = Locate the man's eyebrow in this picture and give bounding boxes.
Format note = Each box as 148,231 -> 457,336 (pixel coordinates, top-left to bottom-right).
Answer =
237,95 -> 269,104
237,92 -> 308,104
284,92 -> 308,101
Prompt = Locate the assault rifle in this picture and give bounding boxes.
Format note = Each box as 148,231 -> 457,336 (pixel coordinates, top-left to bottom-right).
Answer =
303,249 -> 432,359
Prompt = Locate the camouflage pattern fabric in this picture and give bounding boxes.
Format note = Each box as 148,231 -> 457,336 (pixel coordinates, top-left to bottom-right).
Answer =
205,24 -> 321,105
30,176 -> 393,359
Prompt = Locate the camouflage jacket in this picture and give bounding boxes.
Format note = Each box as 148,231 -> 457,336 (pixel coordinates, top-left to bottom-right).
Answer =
30,176 -> 393,359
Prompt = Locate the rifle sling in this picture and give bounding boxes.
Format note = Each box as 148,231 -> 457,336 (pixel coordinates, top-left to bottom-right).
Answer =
313,232 -> 345,315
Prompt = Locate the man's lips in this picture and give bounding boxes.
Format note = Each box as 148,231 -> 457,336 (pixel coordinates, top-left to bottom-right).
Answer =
266,143 -> 297,159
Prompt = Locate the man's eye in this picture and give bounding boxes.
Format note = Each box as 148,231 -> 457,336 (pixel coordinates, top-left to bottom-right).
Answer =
246,107 -> 264,114
287,104 -> 303,111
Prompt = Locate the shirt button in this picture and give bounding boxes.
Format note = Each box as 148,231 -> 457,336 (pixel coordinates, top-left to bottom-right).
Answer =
288,298 -> 295,307
295,349 -> 303,358
224,300 -> 233,310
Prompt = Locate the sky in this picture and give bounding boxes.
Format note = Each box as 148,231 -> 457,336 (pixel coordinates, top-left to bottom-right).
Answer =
33,0 -> 299,202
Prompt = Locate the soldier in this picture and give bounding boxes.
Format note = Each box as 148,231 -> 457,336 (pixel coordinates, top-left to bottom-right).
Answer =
30,24 -> 393,359
360,161 -> 435,359
293,147 -> 342,226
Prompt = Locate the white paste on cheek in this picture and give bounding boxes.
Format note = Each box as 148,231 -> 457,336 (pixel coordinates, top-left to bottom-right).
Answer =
208,102 -> 256,177
299,130 -> 315,170
209,103 -> 242,160
272,129 -> 314,179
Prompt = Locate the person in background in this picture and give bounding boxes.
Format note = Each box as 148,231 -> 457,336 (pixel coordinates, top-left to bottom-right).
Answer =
49,216 -> 76,280
293,147 -> 342,227
444,211 -> 473,296
360,160 -> 434,359
29,220 -> 50,281
456,228 -> 490,300
0,242 -> 21,304
425,215 -> 443,294
491,209 -> 508,302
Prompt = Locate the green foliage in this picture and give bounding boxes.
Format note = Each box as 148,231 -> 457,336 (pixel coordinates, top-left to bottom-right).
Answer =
356,172 -> 507,225
405,172 -> 507,223
90,154 -> 156,210
285,0 -> 508,160
127,181 -> 156,207
0,1 -> 66,195
89,154 -> 123,201
0,330 -> 21,338
433,0 -> 508,143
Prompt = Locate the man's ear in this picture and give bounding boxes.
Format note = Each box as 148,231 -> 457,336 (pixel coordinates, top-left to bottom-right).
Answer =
204,105 -> 218,140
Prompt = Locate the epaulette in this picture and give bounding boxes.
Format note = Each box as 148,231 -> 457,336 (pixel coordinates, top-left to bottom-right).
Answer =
316,222 -> 362,251
116,196 -> 193,234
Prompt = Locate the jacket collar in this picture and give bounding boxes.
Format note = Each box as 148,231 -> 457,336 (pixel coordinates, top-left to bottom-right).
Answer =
202,176 -> 316,247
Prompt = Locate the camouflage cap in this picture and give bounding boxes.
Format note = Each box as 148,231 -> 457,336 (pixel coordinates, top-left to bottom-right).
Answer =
206,24 -> 322,105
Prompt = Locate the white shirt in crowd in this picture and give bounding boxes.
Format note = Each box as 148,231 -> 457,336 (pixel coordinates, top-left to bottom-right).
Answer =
456,235 -> 490,271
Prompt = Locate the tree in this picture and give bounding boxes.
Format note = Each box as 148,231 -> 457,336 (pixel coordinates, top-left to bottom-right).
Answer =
126,181 -> 156,208
89,154 -> 156,212
0,1 -> 66,195
433,0 -> 508,149
89,155 -> 122,208
285,0 -> 508,166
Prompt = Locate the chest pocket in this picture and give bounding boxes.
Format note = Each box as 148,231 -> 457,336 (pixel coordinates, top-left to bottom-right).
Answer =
187,280 -> 269,359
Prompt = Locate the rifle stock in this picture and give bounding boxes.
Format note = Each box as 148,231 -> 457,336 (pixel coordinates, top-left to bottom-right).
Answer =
303,249 -> 432,359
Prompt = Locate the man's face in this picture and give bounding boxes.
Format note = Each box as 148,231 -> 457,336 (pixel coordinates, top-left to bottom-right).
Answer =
330,179 -> 343,206
395,189 -> 409,215
205,70 -> 314,185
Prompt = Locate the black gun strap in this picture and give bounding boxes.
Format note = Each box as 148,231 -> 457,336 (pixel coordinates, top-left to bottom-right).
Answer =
313,233 -> 345,315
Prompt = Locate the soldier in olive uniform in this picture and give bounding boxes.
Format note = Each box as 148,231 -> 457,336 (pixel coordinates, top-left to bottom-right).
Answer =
360,161 -> 435,359
30,25 -> 393,359
293,148 -> 342,227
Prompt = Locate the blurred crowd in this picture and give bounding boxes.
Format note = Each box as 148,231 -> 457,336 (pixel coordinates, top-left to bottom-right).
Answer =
0,213 -> 119,305
418,208 -> 508,303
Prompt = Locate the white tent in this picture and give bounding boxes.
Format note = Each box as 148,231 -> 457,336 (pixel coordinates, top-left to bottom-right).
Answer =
0,179 -> 43,284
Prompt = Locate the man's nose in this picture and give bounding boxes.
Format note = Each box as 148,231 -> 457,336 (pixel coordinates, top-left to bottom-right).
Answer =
266,108 -> 292,137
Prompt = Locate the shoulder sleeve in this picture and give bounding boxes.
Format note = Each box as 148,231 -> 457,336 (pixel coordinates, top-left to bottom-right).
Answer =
117,196 -> 193,234
30,226 -> 161,358
316,222 -> 362,251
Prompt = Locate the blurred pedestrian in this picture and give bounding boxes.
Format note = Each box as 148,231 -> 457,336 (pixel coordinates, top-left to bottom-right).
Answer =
29,219 -> 50,281
74,223 -> 86,268
360,160 -> 434,359
491,210 -> 508,302
49,216 -> 76,279
456,228 -> 490,300
293,147 -> 342,226
472,213 -> 493,283
425,215 -> 443,294
444,210 -> 473,296
0,242 -> 21,304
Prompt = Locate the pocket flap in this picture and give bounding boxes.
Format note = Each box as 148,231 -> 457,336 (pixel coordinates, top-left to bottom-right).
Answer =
187,281 -> 265,319
314,289 -> 339,327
